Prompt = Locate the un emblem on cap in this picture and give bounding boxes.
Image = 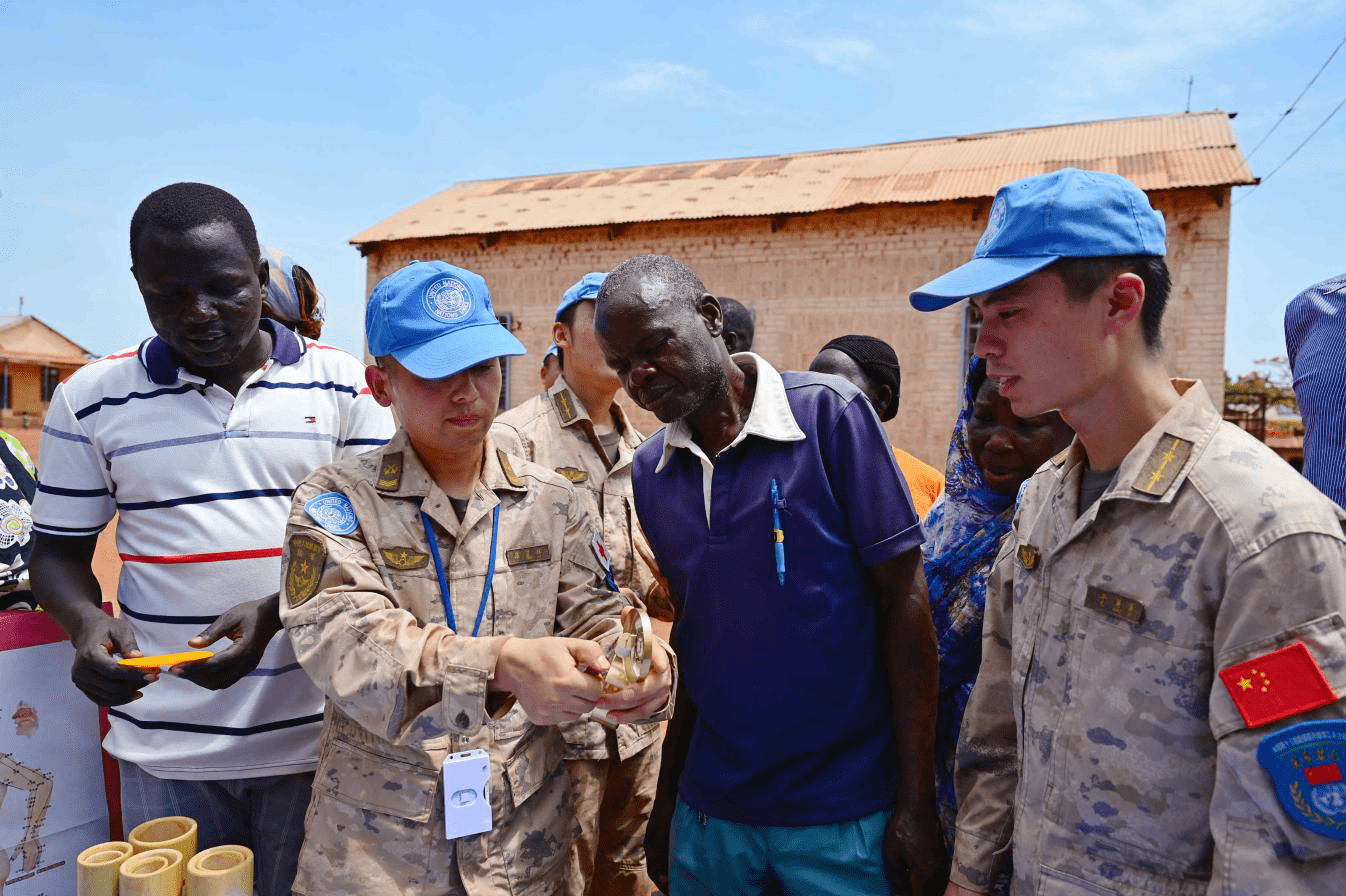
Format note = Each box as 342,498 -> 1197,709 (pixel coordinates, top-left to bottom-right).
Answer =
425,276 -> 474,323
977,194 -> 1008,255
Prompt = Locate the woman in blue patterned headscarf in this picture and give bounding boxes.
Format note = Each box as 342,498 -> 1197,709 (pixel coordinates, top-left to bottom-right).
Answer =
261,248 -> 325,339
924,358 -> 1072,871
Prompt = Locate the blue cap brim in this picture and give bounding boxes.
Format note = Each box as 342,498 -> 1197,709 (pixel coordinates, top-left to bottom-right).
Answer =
392,323 -> 526,379
909,255 -> 1059,311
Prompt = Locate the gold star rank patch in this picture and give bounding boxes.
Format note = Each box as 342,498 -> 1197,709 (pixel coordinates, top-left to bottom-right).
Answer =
377,452 -> 403,491
381,546 -> 429,570
286,534 -> 326,608
1133,433 -> 1192,497
553,389 -> 579,423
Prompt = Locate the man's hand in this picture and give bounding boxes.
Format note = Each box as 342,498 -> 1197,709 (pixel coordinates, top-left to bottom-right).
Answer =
595,638 -> 673,723
69,612 -> 156,706
885,802 -> 948,896
174,594 -> 282,690
491,637 -> 608,724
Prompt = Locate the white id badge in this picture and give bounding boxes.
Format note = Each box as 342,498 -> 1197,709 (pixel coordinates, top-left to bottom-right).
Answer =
442,748 -> 492,840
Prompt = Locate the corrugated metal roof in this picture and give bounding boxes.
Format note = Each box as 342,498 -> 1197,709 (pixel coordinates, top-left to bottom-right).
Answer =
352,111 -> 1255,245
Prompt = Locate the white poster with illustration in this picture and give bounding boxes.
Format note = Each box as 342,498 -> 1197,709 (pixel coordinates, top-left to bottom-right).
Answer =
1,611 -> 110,896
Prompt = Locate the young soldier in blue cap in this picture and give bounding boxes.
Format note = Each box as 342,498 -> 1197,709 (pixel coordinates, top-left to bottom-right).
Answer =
278,261 -> 674,896
494,272 -> 672,896
912,168 -> 1346,896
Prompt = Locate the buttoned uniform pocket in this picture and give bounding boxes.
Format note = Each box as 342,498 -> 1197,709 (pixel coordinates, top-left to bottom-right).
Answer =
313,734 -> 440,821
1043,596 -> 1217,880
494,722 -> 575,894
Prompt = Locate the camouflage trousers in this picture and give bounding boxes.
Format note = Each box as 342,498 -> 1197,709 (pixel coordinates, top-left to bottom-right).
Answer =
564,737 -> 662,896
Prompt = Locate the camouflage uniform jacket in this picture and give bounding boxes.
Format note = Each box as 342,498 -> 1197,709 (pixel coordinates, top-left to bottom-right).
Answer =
494,376 -> 666,762
951,381 -> 1346,896
278,430 -> 674,895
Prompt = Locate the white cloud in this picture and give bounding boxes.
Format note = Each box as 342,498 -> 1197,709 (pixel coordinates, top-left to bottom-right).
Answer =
740,13 -> 879,75
603,61 -> 714,101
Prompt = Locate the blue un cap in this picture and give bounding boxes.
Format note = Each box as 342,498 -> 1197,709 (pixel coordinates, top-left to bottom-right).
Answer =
555,272 -> 608,321
366,261 -> 525,379
910,168 -> 1166,311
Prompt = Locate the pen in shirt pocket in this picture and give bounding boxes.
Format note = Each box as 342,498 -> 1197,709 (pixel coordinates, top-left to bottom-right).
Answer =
770,477 -> 786,586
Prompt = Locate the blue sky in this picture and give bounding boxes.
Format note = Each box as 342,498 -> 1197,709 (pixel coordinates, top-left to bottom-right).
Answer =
3,0 -> 1344,378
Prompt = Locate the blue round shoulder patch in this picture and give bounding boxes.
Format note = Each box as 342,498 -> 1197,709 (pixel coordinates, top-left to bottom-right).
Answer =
304,492 -> 359,536
1258,720 -> 1346,841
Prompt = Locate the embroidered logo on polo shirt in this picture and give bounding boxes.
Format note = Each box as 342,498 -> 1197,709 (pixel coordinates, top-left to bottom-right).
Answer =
553,390 -> 578,424
1258,720 -> 1346,841
381,546 -> 429,570
377,452 -> 403,491
1084,586 -> 1146,625
556,466 -> 588,483
285,534 -> 326,608
304,492 -> 359,535
1133,433 -> 1192,497
506,544 -> 551,565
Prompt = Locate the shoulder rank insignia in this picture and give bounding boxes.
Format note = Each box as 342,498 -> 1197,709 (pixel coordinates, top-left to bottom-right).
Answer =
1258,720 -> 1346,841
285,534 -> 326,608
555,466 -> 588,483
381,546 -> 429,570
497,449 -> 523,487
1017,543 -> 1040,569
1218,641 -> 1338,729
1133,433 -> 1192,497
377,452 -> 403,491
553,389 -> 579,424
506,544 -> 551,565
304,492 -> 359,535
1050,447 -> 1070,467
1084,586 -> 1145,625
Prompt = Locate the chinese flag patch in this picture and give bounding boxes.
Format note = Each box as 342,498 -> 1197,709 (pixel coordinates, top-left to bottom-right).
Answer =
1306,763 -> 1344,787
1219,641 -> 1338,729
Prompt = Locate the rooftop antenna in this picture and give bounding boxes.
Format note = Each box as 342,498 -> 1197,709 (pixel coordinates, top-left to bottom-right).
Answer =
17,296 -> 23,315
1185,76 -> 1194,114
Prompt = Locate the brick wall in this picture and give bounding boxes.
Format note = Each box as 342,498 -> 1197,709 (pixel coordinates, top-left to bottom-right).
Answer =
362,186 -> 1230,467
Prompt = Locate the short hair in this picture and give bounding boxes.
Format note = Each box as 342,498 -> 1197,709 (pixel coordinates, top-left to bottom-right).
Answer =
1051,255 -> 1171,351
819,334 -> 901,419
600,255 -> 708,309
718,297 -> 755,347
130,182 -> 259,264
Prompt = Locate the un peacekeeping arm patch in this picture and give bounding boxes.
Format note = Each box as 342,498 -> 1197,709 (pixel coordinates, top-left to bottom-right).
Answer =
304,491 -> 360,536
1258,721 -> 1346,841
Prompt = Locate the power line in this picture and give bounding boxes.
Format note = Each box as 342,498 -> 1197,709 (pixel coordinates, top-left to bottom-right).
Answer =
1245,35 -> 1345,158
1237,94 -> 1346,203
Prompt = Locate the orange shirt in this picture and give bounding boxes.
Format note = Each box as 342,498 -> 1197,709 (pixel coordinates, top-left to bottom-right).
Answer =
892,446 -> 945,519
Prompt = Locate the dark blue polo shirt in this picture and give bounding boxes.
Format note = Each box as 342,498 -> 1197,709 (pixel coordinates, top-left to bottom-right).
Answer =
633,369 -> 922,826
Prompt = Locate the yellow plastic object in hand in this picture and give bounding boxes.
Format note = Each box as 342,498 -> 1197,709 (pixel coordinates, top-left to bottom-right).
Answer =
117,650 -> 214,669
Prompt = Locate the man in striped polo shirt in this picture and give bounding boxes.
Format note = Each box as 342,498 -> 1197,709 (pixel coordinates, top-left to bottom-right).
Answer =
30,182 -> 394,896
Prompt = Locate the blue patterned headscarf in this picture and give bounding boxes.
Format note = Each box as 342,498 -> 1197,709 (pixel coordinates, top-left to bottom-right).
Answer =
923,357 -> 1016,855
261,247 -> 325,339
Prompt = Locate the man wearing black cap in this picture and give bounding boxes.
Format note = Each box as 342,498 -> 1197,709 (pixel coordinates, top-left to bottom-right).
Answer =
278,261 -> 674,895
912,168 -> 1346,896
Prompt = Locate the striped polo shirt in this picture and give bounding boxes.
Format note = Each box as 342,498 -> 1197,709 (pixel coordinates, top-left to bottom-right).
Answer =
32,321 -> 394,779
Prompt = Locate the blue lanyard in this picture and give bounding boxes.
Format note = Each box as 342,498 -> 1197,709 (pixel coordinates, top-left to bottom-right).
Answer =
419,504 -> 499,638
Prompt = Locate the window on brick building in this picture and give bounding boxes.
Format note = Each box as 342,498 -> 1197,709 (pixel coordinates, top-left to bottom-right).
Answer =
41,366 -> 62,402
496,312 -> 514,410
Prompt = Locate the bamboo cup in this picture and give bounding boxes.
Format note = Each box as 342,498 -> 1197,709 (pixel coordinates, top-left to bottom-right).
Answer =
129,816 -> 198,865
185,845 -> 254,896
119,847 -> 184,896
77,840 -> 134,896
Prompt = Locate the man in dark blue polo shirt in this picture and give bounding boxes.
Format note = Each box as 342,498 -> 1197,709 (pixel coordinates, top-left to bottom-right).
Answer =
594,254 -> 942,896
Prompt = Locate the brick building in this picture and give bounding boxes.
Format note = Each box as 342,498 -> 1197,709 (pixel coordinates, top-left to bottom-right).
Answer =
0,315 -> 93,459
352,111 -> 1254,465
